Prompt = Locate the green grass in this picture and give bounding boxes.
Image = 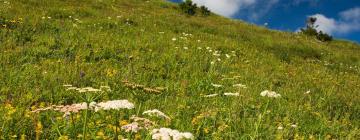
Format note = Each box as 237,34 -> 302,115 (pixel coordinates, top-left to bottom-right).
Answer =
1,0 -> 360,139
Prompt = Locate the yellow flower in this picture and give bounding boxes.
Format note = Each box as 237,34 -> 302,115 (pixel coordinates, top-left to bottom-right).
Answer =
20,134 -> 26,140
203,128 -> 210,134
58,135 -> 69,140
135,134 -> 141,140
120,120 -> 128,126
35,122 -> 43,140
96,130 -> 105,139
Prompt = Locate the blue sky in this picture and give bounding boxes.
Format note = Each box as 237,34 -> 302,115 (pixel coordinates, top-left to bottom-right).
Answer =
170,0 -> 360,43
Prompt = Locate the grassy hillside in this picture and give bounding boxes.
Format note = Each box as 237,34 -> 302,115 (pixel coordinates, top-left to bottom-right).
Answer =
1,0 -> 360,139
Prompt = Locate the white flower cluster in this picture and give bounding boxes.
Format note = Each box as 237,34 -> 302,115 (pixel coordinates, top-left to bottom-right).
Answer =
203,94 -> 218,97
224,92 -> 239,96
32,100 -> 135,117
121,122 -> 142,133
151,128 -> 194,140
211,83 -> 223,88
63,85 -> 111,93
233,84 -> 247,88
143,109 -> 170,120
95,100 -> 135,111
260,90 -> 281,98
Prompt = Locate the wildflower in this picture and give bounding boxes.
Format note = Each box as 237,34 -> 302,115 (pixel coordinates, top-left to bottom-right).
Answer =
172,38 -> 177,41
143,109 -> 170,120
260,90 -> 281,98
47,17 -> 51,19
121,122 -> 142,133
130,116 -> 155,129
217,58 -> 221,61
206,47 -> 210,50
211,83 -> 223,88
197,40 -> 201,42
210,61 -> 215,65
225,54 -> 231,58
291,124 -> 297,128
203,94 -> 218,97
277,126 -> 284,130
213,53 -> 221,56
233,84 -> 247,88
224,92 -> 239,96
95,100 -> 135,111
151,128 -> 194,140
183,47 -> 188,50
304,90 -> 311,94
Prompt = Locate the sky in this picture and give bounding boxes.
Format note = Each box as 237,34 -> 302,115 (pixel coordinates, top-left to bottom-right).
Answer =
170,0 -> 360,43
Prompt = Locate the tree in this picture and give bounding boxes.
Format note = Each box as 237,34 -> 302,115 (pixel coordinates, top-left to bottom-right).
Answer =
179,0 -> 197,16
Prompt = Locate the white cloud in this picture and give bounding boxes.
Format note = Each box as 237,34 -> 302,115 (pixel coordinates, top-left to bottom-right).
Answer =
186,0 -> 279,19
309,7 -> 360,35
339,7 -> 360,21
189,0 -> 256,17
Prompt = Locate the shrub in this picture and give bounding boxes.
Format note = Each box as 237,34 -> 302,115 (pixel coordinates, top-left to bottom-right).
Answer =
200,6 -> 211,16
179,0 -> 197,16
300,17 -> 333,42
317,31 -> 333,42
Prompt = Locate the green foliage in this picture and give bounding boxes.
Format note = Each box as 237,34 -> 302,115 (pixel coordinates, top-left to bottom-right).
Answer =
200,6 -> 211,16
179,0 -> 197,16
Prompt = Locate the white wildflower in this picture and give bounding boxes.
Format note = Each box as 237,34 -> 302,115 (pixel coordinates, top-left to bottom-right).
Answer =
172,38 -> 177,41
213,53 -> 221,56
203,94 -> 218,97
260,90 -> 281,98
224,92 -> 239,96
225,54 -> 231,58
206,47 -> 210,50
183,47 -> 188,50
233,84 -> 247,88
277,126 -> 284,130
217,58 -> 221,61
151,128 -> 194,140
95,100 -> 135,111
143,109 -> 170,120
304,90 -> 311,94
291,124 -> 297,128
210,61 -> 215,65
121,122 -> 142,133
197,40 -> 201,42
211,83 -> 223,88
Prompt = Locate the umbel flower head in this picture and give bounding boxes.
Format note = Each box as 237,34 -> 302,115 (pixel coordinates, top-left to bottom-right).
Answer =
260,90 -> 281,98
32,100 -> 135,117
95,100 -> 135,111
151,128 -> 194,140
143,109 -> 170,120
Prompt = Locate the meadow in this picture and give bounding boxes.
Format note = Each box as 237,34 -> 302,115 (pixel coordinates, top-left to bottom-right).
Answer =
0,0 -> 360,139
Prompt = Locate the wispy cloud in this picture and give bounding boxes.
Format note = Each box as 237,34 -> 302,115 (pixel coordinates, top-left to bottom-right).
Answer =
309,7 -> 360,35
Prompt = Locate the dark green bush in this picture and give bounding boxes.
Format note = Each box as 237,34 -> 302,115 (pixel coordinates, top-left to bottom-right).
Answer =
179,0 -> 197,16
200,6 -> 211,16
317,31 -> 333,42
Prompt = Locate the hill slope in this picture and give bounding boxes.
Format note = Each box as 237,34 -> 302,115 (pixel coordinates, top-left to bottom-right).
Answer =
1,0 -> 359,139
